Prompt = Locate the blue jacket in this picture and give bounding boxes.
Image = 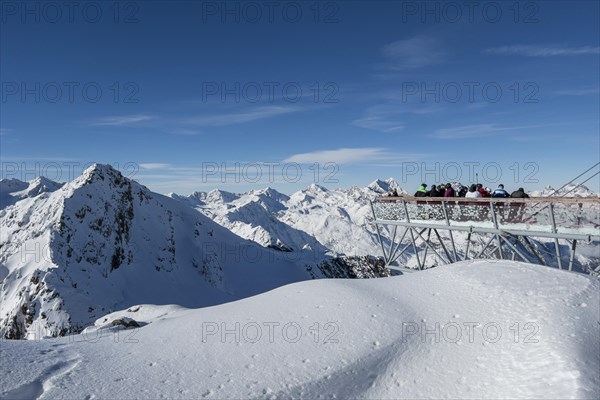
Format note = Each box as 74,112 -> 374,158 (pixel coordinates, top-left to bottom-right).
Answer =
491,188 -> 510,198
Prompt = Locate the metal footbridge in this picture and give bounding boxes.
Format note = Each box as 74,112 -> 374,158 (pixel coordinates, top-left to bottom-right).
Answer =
370,196 -> 600,273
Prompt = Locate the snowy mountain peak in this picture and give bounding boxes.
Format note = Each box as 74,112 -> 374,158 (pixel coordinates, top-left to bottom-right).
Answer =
190,192 -> 208,200
1,176 -> 63,209
0,178 -> 28,192
190,191 -> 209,204
560,183 -> 596,197
0,165 -> 319,339
367,178 -> 401,194
78,163 -> 124,186
306,183 -> 329,194
531,183 -> 597,198
167,192 -> 206,208
27,176 -> 63,197
250,187 -> 290,202
205,189 -> 240,204
384,177 -> 399,187
30,175 -> 57,186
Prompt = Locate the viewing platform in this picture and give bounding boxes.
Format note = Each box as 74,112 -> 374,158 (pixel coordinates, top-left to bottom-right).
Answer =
370,196 -> 600,272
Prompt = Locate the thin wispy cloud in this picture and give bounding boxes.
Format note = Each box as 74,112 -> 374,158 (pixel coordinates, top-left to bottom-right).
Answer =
140,163 -> 172,170
284,148 -> 392,165
185,106 -> 300,127
553,88 -> 600,96
433,124 -> 501,139
381,96 -> 443,112
0,156 -> 81,162
509,134 -> 561,142
352,100 -> 440,133
169,129 -> 203,136
432,124 -> 550,139
92,114 -> 156,126
352,116 -> 404,133
509,133 -> 598,143
381,35 -> 446,69
483,45 -> 600,57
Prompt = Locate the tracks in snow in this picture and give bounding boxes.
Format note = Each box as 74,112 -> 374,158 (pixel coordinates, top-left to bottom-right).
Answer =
1,347 -> 82,400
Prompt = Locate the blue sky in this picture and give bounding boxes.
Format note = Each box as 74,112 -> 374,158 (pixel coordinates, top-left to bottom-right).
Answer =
1,0 -> 599,194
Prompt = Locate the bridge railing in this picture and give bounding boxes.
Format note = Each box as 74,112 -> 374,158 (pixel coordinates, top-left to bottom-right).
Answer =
372,196 -> 600,240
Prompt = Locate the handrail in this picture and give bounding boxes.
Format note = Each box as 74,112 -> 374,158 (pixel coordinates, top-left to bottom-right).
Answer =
375,196 -> 599,204
371,196 -> 599,241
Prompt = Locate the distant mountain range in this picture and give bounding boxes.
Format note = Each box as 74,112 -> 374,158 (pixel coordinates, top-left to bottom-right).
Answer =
1,166 -> 597,339
0,166 -> 390,339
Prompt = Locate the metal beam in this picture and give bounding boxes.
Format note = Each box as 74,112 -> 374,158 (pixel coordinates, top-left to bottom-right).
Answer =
421,229 -> 431,266
387,228 -> 409,266
442,201 -> 458,262
433,228 -> 454,262
402,201 -> 422,270
521,236 -> 547,266
549,203 -> 563,269
474,235 -> 497,259
412,227 -> 450,266
371,219 -> 599,242
370,201 -> 389,264
464,228 -> 473,261
568,240 -> 577,271
499,235 -> 531,263
386,225 -> 398,264
387,228 -> 428,267
490,201 -> 504,259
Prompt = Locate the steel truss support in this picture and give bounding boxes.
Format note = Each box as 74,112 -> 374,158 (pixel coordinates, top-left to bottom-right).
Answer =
399,200 -> 421,270
548,203 -> 563,270
370,197 -> 599,274
568,240 -> 577,272
434,228 -> 454,263
521,236 -> 547,266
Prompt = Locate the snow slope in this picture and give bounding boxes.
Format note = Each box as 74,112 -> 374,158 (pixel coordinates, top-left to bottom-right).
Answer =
1,261 -> 598,399
0,164 -> 316,339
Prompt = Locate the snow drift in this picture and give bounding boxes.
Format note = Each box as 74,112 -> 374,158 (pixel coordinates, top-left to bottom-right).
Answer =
0,261 -> 598,399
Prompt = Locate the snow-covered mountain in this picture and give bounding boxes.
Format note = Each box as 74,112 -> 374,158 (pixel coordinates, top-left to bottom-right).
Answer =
0,176 -> 64,209
365,177 -> 404,195
171,179 -> 599,274
170,178 -> 405,262
2,167 -> 598,340
530,183 -> 597,198
0,165 -> 319,339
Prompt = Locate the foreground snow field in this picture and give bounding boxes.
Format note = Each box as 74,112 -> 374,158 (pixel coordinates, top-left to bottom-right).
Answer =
1,260 -> 598,399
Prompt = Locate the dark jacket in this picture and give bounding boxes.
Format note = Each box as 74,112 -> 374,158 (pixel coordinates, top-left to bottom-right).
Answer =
444,187 -> 455,197
510,189 -> 529,198
428,187 -> 442,197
